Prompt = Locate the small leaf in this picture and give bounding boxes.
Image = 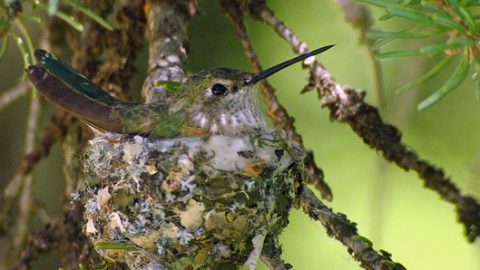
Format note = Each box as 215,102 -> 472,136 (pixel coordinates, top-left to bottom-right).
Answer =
13,35 -> 31,67
376,49 -> 422,59
422,2 -> 465,32
20,13 -> 43,24
0,37 -> 9,60
421,1 -> 452,19
449,37 -> 476,47
367,29 -> 436,40
155,80 -> 182,93
371,39 -> 394,50
38,3 -> 84,31
356,0 -> 390,8
456,6 -> 477,33
419,42 -> 465,55
396,56 -> 453,94
432,13 -> 465,33
402,0 -> 416,5
379,13 -> 395,21
94,241 -> 138,252
386,5 -> 432,24
62,0 -> 114,31
417,53 -> 470,110
53,10 -> 84,31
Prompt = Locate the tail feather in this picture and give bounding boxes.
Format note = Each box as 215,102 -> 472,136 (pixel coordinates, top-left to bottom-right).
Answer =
27,65 -> 126,133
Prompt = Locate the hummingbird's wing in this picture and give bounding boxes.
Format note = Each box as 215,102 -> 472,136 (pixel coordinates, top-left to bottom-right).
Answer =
28,64 -> 128,133
33,49 -> 123,106
27,49 -> 192,138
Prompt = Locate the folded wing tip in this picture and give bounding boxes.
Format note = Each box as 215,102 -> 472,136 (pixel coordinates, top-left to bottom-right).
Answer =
26,64 -> 48,82
34,48 -> 58,65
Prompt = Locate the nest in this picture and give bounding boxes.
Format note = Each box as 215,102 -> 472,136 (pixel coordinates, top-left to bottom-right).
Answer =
78,130 -> 303,269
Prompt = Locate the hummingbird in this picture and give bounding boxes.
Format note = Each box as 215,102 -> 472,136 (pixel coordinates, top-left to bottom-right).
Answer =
27,45 -> 335,270
27,45 -> 334,138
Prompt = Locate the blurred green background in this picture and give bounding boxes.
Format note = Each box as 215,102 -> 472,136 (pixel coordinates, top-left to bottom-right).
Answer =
1,0 -> 480,269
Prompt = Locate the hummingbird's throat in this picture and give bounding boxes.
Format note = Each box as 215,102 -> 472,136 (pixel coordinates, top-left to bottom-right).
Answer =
192,89 -> 267,135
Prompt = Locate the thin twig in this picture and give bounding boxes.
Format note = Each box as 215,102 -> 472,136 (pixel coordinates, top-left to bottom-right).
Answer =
219,0 -> 332,201
246,0 -> 480,242
0,81 -> 30,111
298,187 -> 406,270
5,94 -> 41,266
9,110 -> 70,185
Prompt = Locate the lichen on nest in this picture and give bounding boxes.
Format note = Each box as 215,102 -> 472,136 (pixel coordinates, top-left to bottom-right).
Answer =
77,130 -> 304,269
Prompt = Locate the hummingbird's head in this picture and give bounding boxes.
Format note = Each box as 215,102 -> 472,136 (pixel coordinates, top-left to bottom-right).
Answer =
172,68 -> 265,136
171,44 -> 335,136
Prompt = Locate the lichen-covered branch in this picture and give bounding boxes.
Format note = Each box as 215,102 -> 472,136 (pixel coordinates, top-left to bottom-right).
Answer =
260,236 -> 291,270
142,0 -> 198,103
246,0 -> 480,242
298,187 -> 406,270
219,0 -> 332,201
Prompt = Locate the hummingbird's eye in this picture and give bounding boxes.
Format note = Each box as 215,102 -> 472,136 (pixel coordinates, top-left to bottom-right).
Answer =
211,83 -> 228,96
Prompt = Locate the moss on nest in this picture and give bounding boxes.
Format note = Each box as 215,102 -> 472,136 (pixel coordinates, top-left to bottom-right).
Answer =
77,130 -> 303,269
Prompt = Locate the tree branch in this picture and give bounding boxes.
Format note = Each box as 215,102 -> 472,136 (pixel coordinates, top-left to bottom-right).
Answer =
219,0 -> 332,201
246,0 -> 480,243
142,0 -> 198,103
0,81 -> 30,110
298,187 -> 406,270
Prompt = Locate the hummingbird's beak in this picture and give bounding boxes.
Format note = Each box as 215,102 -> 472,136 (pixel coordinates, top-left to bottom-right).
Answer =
244,44 -> 335,85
